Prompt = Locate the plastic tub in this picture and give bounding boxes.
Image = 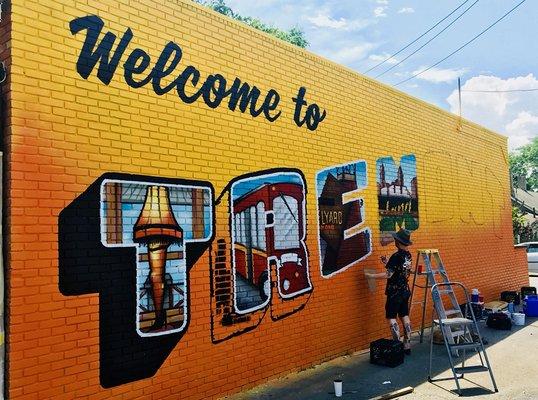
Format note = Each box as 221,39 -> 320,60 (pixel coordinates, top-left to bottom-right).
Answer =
523,295 -> 538,317
512,312 -> 525,326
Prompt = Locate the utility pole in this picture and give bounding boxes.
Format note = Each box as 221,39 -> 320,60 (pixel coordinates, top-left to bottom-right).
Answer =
458,77 -> 462,119
457,77 -> 462,132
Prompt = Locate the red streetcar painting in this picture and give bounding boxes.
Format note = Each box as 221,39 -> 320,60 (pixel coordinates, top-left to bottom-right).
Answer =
230,172 -> 311,313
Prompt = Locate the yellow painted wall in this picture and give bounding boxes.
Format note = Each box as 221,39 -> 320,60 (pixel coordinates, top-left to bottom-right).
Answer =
5,0 -> 527,398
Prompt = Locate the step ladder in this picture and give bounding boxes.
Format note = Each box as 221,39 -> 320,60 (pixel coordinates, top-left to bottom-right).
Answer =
428,282 -> 498,396
408,249 -> 458,344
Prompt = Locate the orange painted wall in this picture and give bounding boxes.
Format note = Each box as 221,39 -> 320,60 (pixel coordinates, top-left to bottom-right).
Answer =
3,0 -> 528,399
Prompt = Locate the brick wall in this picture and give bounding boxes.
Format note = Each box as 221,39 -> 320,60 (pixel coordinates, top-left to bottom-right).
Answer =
4,0 -> 528,399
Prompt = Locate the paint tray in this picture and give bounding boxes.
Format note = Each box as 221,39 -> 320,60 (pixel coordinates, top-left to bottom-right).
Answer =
364,269 -> 377,292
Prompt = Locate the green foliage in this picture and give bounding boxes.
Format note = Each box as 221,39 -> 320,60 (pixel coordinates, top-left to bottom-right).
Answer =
194,0 -> 309,48
403,213 -> 419,230
379,214 -> 419,231
509,136 -> 538,191
512,206 -> 528,241
380,217 -> 394,231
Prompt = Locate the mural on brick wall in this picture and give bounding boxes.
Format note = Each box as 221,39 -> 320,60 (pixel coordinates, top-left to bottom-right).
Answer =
377,155 -> 419,245
316,161 -> 372,277
59,170 -> 313,383
58,160 -> 420,384
210,170 -> 312,343
100,180 -> 212,336
59,173 -> 215,387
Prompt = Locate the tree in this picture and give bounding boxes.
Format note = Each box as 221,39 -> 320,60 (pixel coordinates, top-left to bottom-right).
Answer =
512,206 -> 529,243
509,136 -> 538,191
194,0 -> 309,48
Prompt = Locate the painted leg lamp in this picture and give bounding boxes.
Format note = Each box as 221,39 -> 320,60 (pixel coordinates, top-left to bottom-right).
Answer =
134,186 -> 183,331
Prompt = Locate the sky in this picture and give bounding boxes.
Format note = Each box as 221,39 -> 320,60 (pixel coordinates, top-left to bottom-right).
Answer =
376,155 -> 416,187
224,0 -> 538,151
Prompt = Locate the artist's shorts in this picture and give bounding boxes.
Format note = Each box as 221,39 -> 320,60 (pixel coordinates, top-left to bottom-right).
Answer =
385,293 -> 410,319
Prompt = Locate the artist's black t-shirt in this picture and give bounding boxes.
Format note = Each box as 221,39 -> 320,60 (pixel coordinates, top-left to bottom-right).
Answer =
385,249 -> 412,297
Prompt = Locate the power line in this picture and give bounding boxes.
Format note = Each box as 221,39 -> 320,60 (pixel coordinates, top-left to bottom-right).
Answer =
375,0 -> 479,79
363,0 -> 472,74
394,0 -> 527,87
463,88 -> 538,93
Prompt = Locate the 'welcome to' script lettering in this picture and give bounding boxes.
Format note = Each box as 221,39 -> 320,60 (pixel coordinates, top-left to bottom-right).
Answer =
70,15 -> 327,131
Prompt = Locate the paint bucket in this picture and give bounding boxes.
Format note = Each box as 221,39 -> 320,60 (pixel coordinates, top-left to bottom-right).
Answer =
471,288 -> 479,303
334,380 -> 343,397
524,295 -> 538,317
512,312 -> 525,326
364,269 -> 377,293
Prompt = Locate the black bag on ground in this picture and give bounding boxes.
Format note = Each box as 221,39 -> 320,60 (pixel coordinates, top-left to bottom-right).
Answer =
486,312 -> 512,330
460,302 -> 483,319
501,291 -> 520,305
370,338 -> 404,368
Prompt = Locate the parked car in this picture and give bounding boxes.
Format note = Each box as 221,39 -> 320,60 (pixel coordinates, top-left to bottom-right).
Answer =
515,242 -> 538,275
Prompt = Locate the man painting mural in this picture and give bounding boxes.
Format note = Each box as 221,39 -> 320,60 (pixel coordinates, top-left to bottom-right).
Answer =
366,229 -> 413,354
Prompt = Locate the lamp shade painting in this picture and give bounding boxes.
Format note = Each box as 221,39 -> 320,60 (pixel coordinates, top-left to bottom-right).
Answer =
100,179 -> 212,337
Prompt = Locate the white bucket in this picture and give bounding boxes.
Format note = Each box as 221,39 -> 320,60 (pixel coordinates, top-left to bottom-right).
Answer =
512,312 -> 525,326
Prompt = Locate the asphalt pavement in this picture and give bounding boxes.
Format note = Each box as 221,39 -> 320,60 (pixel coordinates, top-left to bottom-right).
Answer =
223,276 -> 538,400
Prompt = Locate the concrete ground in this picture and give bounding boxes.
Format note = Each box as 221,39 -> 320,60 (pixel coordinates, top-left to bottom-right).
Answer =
224,277 -> 538,400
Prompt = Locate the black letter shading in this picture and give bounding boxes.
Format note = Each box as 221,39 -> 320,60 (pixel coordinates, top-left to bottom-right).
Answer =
58,173 -> 215,387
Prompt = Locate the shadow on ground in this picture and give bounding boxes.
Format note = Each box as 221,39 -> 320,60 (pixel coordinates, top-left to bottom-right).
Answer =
223,315 -> 538,400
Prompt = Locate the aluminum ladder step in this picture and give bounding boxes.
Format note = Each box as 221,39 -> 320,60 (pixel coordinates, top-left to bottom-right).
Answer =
421,253 -> 499,395
450,342 -> 481,351
435,329 -> 465,338
434,318 -> 473,326
454,365 -> 489,374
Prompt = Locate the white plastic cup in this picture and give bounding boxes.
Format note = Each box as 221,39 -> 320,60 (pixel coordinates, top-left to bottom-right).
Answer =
334,380 -> 343,397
